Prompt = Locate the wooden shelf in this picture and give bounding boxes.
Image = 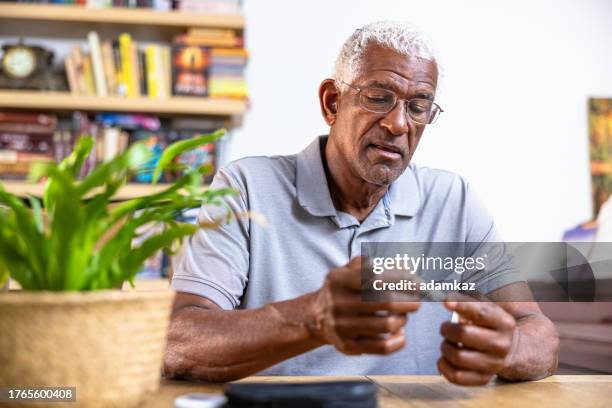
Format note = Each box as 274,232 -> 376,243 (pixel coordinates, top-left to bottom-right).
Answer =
591,161 -> 612,176
0,3 -> 244,29
0,91 -> 247,117
1,180 -> 176,201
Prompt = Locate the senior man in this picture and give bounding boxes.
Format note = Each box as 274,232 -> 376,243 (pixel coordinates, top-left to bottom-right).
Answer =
164,21 -> 558,385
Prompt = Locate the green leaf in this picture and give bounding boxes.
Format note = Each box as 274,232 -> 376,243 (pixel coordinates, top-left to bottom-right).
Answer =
0,268 -> 8,288
152,128 -> 226,184
28,195 -> 44,233
60,136 -> 94,178
0,127 -> 236,291
77,142 -> 151,197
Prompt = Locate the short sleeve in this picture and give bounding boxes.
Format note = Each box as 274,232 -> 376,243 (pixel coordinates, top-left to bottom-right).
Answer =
460,183 -> 525,295
171,167 -> 250,309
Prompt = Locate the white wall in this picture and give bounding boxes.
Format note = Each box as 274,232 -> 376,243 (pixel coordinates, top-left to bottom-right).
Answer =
231,0 -> 612,241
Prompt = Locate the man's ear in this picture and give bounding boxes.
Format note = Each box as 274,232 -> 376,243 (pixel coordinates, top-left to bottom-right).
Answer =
319,79 -> 340,126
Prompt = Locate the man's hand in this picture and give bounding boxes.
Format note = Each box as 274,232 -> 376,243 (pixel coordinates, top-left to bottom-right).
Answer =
310,257 -> 420,355
438,299 -> 517,386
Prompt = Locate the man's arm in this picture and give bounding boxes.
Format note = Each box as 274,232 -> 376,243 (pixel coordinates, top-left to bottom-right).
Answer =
438,282 -> 559,385
163,291 -> 323,382
164,257 -> 420,382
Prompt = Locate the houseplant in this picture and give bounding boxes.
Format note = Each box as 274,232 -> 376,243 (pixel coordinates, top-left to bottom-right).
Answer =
0,129 -> 232,407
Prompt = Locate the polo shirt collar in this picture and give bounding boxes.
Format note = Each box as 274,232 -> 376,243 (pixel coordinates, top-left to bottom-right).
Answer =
296,136 -> 337,216
296,135 -> 421,218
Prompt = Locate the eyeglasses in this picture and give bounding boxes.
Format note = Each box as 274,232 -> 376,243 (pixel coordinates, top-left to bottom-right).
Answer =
341,81 -> 444,125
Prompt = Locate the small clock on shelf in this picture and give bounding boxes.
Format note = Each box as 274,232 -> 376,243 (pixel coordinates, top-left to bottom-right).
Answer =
0,41 -> 67,91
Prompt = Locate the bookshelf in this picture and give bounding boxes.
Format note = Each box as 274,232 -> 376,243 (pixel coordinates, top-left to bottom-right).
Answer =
1,180 -> 190,201
0,3 -> 244,40
0,91 -> 247,116
591,161 -> 612,176
0,3 -> 247,197
0,3 -> 245,29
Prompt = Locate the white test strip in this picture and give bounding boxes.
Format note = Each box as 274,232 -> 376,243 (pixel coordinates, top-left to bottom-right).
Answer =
451,311 -> 459,323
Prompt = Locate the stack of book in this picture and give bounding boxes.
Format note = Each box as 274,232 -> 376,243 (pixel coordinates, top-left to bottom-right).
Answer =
132,117 -> 224,184
209,47 -> 247,99
65,31 -> 171,99
4,0 -> 241,12
0,110 -> 223,182
176,0 -> 241,14
172,28 -> 247,99
0,112 -> 56,179
5,0 -> 173,10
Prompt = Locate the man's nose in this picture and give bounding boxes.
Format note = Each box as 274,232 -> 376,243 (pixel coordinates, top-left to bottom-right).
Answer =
379,100 -> 410,136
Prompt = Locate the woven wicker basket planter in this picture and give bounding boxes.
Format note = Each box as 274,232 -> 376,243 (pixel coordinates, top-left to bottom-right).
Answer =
0,290 -> 175,408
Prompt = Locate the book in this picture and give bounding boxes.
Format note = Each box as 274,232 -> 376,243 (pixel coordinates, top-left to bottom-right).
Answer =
113,40 -> 127,96
178,0 -> 241,14
161,45 -> 171,98
95,113 -> 161,130
153,0 -> 171,10
131,130 -> 165,183
65,55 -> 78,94
172,43 -> 209,96
71,46 -> 89,95
0,122 -> 56,134
179,29 -> 244,48
88,31 -> 108,97
119,33 -> 137,97
131,41 -> 142,96
145,45 -> 161,98
102,127 -> 120,162
0,150 -> 53,164
138,48 -> 147,97
82,53 -> 96,95
0,112 -> 57,128
208,47 -> 248,99
0,133 -> 54,154
101,41 -> 118,96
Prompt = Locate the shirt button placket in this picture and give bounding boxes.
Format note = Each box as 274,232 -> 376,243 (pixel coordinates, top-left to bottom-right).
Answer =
349,227 -> 361,258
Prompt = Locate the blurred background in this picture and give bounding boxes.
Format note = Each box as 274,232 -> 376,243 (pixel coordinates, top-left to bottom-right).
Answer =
1,0 -> 611,241
0,0 -> 611,375
233,0 -> 612,243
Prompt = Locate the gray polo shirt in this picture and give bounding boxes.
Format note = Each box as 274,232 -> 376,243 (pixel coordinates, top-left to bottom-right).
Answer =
172,135 -> 520,375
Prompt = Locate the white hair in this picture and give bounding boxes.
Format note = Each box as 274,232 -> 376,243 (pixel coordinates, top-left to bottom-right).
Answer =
333,21 -> 437,90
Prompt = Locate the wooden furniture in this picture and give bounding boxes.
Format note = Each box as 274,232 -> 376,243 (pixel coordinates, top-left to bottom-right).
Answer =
0,91 -> 247,117
0,3 -> 246,200
0,3 -> 244,41
540,302 -> 612,374
0,180 -> 175,201
147,375 -> 612,408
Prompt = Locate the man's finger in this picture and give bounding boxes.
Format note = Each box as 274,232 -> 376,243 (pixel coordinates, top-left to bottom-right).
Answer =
329,257 -> 363,291
440,322 -> 512,357
440,340 -> 505,374
340,330 -> 406,355
444,300 -> 515,331
334,293 -> 420,314
334,314 -> 407,337
437,357 -> 493,386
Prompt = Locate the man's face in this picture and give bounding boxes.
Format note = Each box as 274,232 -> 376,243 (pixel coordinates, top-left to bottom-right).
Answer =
330,45 -> 438,186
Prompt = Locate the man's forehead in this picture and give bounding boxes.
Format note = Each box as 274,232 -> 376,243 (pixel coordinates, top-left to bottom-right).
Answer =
357,45 -> 438,89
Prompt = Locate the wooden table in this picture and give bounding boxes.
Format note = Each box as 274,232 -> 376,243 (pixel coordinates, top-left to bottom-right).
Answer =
145,375 -> 612,407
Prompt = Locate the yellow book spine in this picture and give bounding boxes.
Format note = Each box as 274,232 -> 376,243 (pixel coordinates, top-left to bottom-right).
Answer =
119,33 -> 135,97
145,45 -> 159,98
82,54 -> 96,96
161,46 -> 171,98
